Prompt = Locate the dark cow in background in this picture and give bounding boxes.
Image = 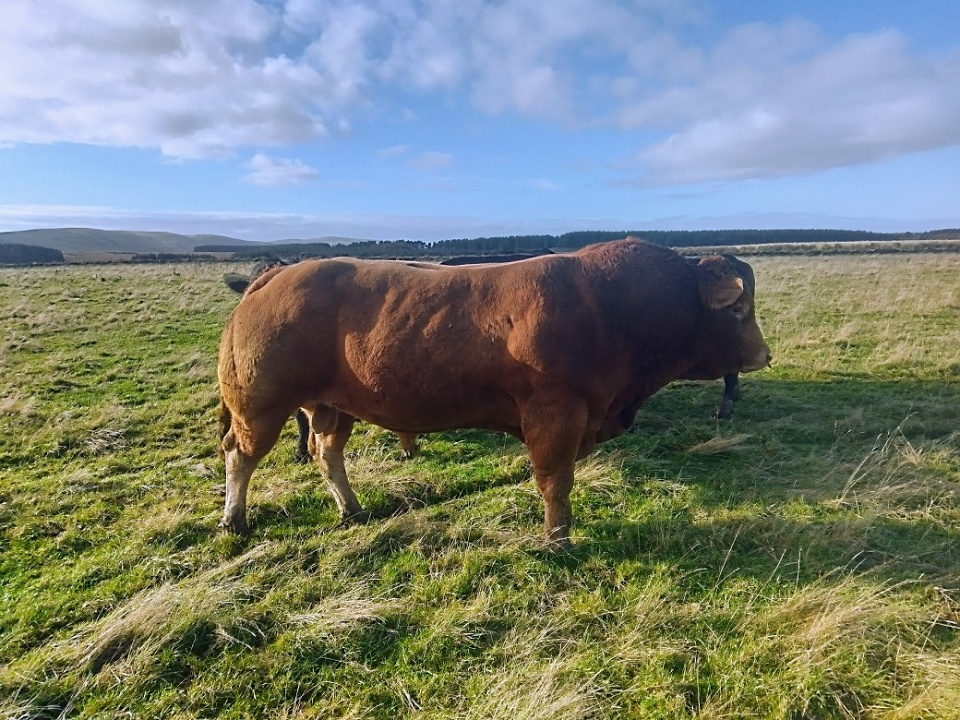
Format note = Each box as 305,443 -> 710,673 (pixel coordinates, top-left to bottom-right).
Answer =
439,249 -> 555,266
218,238 -> 770,546
683,253 -> 758,419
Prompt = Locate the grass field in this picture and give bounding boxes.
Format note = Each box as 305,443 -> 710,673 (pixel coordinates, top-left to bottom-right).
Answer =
1,253 -> 958,719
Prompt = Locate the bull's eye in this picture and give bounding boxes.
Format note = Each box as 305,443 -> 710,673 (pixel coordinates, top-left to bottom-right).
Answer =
729,304 -> 747,320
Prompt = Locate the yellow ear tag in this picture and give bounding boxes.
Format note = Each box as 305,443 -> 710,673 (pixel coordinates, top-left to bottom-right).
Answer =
703,276 -> 743,309
696,256 -> 747,309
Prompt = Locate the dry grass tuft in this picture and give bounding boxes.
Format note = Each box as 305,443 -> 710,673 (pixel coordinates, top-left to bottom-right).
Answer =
288,586 -> 401,637
466,657 -> 600,720
0,391 -> 39,418
465,624 -> 602,720
84,427 -> 127,453
686,433 -> 754,454
831,424 -> 960,513
58,543 -> 278,676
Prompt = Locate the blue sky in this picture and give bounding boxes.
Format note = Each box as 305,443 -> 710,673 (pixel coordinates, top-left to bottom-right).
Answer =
1,0 -> 959,242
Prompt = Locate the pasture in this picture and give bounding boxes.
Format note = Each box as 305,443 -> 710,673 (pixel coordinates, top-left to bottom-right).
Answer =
1,253 -> 958,719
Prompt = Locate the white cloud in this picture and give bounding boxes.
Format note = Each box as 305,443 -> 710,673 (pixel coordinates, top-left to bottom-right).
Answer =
242,153 -> 319,186
0,0 -> 689,157
0,0 -> 330,158
0,0 -> 958,185
622,25 -> 960,183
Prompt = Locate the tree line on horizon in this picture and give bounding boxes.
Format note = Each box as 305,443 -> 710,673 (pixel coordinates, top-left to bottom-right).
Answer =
0,243 -> 65,264
195,228 -> 960,260
2,228 -> 958,265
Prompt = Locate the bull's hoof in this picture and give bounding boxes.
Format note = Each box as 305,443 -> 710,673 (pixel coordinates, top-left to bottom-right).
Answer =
544,522 -> 573,551
218,516 -> 249,536
715,402 -> 734,420
339,510 -> 373,527
293,449 -> 312,464
547,536 -> 574,552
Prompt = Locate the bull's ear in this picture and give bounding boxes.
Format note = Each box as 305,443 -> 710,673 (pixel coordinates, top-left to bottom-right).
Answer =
696,257 -> 744,309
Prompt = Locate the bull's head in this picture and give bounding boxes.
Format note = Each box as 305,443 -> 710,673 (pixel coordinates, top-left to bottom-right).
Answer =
684,256 -> 771,380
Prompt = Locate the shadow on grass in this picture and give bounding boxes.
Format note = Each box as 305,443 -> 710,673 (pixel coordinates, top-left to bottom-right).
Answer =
236,376 -> 958,585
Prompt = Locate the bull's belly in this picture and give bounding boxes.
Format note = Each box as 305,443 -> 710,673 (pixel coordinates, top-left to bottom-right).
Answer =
318,385 -> 525,438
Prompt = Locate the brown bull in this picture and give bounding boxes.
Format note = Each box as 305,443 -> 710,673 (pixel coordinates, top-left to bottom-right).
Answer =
218,238 -> 770,546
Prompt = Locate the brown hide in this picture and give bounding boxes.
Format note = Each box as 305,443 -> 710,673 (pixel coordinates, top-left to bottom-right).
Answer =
217,238 -> 770,545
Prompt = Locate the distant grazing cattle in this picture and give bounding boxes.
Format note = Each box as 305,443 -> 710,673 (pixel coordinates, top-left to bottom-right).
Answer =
217,238 -> 770,546
683,253 -> 758,419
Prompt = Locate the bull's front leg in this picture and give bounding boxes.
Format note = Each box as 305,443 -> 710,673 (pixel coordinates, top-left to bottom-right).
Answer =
534,463 -> 575,547
522,400 -> 589,548
221,446 -> 257,535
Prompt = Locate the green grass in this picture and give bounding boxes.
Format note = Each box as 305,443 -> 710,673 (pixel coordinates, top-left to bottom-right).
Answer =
1,255 -> 958,719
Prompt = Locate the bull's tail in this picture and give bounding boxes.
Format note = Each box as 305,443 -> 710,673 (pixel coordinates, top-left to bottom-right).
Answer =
217,397 -> 232,459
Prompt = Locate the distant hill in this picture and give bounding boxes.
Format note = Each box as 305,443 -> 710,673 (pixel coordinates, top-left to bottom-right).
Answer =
0,228 -> 374,255
0,228 -> 261,254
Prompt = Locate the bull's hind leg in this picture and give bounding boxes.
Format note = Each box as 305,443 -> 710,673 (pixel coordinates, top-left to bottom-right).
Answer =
310,407 -> 367,523
220,411 -> 287,535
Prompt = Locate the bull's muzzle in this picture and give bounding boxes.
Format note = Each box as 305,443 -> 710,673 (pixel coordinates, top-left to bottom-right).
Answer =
742,347 -> 772,373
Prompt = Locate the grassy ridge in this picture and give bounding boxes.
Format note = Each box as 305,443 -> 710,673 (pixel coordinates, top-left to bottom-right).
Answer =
1,256 -> 958,719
